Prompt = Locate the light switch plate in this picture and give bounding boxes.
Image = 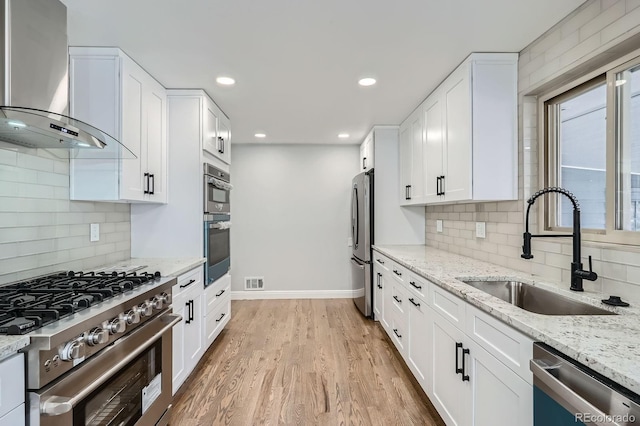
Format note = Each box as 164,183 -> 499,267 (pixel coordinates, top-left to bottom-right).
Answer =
475,222 -> 486,238
90,223 -> 100,242
436,220 -> 443,233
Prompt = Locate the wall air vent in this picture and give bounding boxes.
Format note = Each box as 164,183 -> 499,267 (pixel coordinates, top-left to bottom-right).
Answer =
244,277 -> 264,291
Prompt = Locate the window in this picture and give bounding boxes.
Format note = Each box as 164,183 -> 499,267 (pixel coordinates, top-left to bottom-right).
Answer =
542,55 -> 640,244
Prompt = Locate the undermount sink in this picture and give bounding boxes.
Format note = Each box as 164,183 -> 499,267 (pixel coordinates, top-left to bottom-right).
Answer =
460,280 -> 617,316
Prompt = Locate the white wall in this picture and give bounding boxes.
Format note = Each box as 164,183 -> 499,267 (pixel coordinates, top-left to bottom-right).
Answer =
426,0 -> 640,302
0,147 -> 131,284
230,144 -> 359,297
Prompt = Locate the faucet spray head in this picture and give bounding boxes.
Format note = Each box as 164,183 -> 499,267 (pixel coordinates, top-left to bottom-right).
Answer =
521,232 -> 534,259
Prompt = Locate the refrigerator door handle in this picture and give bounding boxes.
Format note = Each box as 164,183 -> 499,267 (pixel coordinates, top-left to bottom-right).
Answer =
350,257 -> 365,268
352,186 -> 359,248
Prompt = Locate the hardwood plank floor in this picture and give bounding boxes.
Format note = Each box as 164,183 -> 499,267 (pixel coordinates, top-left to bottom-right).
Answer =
170,299 -> 445,426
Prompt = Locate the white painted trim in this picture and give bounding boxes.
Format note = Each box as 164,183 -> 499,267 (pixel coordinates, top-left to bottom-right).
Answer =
231,290 -> 358,300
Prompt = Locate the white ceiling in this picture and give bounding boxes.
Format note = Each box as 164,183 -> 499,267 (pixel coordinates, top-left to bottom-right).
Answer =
60,0 -> 586,145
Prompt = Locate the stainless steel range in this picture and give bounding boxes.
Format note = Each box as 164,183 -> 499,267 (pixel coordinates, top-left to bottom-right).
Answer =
0,270 -> 180,426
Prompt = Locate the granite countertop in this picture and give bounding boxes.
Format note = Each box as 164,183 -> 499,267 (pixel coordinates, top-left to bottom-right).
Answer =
0,335 -> 29,362
373,244 -> 640,395
100,257 -> 206,278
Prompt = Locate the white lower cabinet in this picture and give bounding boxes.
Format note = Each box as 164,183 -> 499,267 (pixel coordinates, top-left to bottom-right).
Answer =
373,268 -> 384,321
373,251 -> 533,426
0,353 -> 24,425
172,268 -> 204,395
203,274 -> 231,347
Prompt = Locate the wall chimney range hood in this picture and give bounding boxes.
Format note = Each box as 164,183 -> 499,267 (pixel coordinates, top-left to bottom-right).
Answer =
0,0 -> 135,159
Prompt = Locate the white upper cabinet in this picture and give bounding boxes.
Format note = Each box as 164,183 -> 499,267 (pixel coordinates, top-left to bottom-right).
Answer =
359,131 -> 374,172
400,53 -> 518,205
399,109 -> 426,205
203,97 -> 231,165
69,47 -> 168,203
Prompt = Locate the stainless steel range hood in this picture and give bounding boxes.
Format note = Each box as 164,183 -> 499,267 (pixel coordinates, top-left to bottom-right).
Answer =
0,0 -> 134,158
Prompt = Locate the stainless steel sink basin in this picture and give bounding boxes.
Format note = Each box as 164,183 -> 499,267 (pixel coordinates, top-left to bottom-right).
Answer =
460,280 -> 617,316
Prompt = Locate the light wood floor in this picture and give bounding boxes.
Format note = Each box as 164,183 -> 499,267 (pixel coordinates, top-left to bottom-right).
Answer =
170,299 -> 445,425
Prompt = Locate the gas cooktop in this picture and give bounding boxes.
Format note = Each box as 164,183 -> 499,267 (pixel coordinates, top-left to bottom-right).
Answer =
0,270 -> 162,335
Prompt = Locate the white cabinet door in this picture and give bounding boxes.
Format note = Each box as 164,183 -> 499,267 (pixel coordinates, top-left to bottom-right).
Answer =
468,342 -> 533,426
409,111 -> 425,203
0,404 -> 24,426
120,57 -> 145,201
359,132 -> 373,172
431,312 -> 470,426
442,62 -> 472,202
217,114 -> 231,165
144,78 -> 168,203
381,270 -> 394,333
407,295 -> 431,394
399,122 -> 413,204
185,289 -> 204,368
203,100 -> 219,157
424,91 -> 444,202
373,268 -> 384,321
0,353 -> 24,420
171,290 -> 188,395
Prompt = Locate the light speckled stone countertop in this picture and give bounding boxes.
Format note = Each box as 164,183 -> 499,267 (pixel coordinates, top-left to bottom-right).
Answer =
373,244 -> 640,395
101,257 -> 206,278
0,335 -> 29,361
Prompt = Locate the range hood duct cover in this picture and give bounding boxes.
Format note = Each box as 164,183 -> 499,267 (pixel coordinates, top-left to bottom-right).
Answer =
0,0 -> 134,158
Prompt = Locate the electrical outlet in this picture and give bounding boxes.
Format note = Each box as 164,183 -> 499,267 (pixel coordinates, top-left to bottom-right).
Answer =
436,220 -> 443,233
90,223 -> 100,242
475,222 -> 486,238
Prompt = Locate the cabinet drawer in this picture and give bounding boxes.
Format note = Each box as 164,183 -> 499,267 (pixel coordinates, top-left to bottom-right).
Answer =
391,281 -> 408,316
389,262 -> 406,285
466,304 -> 533,383
0,353 -> 24,419
173,267 -> 203,298
431,285 -> 465,329
373,253 -> 390,272
406,273 -> 429,301
205,274 -> 230,316
205,295 -> 231,346
389,310 -> 407,354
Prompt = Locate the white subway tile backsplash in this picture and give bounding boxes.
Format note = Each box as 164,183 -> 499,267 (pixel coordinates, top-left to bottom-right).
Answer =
0,149 -> 17,165
16,153 -> 55,172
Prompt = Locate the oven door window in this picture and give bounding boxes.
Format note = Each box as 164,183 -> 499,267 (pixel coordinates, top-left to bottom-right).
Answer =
75,340 -> 162,426
208,183 -> 229,204
208,227 -> 230,265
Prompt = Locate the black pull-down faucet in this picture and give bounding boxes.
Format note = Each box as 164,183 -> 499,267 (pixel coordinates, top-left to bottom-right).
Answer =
521,187 -> 598,292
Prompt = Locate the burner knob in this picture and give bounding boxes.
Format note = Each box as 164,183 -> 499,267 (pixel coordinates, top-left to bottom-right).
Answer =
136,301 -> 153,317
151,292 -> 171,309
59,340 -> 85,361
106,317 -> 126,334
86,327 -> 108,346
124,309 -> 140,325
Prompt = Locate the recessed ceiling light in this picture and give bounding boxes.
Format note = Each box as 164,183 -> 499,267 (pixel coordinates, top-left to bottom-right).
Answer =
615,79 -> 627,86
254,133 -> 266,138
216,76 -> 235,86
338,133 -> 350,139
358,77 -> 376,87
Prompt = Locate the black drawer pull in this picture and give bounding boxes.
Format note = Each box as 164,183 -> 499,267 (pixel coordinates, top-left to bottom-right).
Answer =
216,313 -> 226,322
461,347 -> 470,382
215,289 -> 226,297
180,279 -> 196,289
455,342 -> 463,375
393,295 -> 401,303
409,298 -> 420,307
377,284 -> 383,289
409,281 -> 422,290
393,329 -> 402,338
376,258 -> 385,265
393,270 -> 402,277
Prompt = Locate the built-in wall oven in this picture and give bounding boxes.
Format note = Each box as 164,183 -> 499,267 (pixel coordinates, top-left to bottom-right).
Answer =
204,214 -> 231,287
204,164 -> 231,214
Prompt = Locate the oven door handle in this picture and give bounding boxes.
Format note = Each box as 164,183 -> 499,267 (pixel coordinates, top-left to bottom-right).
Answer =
209,221 -> 232,230
207,176 -> 233,191
39,313 -> 183,416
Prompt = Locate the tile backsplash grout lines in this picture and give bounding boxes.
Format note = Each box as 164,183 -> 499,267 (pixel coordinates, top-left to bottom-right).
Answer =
425,0 -> 640,302
0,148 -> 130,284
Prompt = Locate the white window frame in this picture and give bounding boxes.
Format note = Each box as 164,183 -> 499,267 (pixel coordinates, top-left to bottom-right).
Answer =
538,51 -> 640,246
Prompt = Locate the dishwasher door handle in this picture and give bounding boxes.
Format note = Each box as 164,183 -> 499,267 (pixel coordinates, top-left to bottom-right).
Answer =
530,359 -> 614,426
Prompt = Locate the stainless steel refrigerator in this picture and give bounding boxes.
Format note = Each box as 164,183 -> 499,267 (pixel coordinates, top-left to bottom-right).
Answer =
350,170 -> 373,317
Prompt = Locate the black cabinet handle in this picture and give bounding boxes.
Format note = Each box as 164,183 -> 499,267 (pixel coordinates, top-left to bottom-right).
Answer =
440,175 -> 445,196
215,289 -> 226,297
149,173 -> 155,195
216,312 -> 226,322
461,347 -> 470,381
409,281 -> 422,290
436,176 -> 440,196
393,295 -> 401,303
393,328 -> 402,338
144,173 -> 150,194
377,272 -> 383,289
180,279 -> 196,289
393,269 -> 402,277
376,258 -> 385,265
407,185 -> 412,200
363,157 -> 367,170
218,136 -> 225,154
409,298 -> 420,307
185,301 -> 192,324
455,342 -> 463,375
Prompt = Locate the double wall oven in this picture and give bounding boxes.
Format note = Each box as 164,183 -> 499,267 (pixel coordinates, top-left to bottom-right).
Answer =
0,270 -> 180,426
204,164 -> 232,286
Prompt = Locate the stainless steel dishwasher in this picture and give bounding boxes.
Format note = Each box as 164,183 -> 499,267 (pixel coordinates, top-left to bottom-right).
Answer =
531,343 -> 639,425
